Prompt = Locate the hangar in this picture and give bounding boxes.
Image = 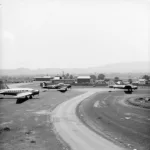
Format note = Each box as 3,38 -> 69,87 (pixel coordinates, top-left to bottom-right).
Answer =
138,79 -> 147,85
52,79 -> 75,84
33,76 -> 53,81
77,76 -> 91,84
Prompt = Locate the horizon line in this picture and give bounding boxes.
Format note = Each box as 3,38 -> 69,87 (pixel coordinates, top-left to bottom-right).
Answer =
1,61 -> 149,70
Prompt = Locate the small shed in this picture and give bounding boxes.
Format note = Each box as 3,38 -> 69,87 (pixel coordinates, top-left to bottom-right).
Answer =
95,80 -> 107,85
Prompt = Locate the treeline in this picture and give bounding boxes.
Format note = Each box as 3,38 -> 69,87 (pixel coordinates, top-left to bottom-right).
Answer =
62,73 -> 74,79
1,73 -> 150,84
60,73 -> 106,80
0,76 -> 34,83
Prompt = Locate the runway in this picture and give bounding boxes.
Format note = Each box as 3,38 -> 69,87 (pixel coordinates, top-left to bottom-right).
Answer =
51,89 -> 125,150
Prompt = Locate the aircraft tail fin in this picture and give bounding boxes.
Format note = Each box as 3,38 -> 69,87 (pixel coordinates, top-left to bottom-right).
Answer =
0,81 -> 9,89
41,82 -> 47,88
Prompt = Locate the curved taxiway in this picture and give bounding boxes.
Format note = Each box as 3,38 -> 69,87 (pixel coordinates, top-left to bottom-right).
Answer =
77,89 -> 150,150
51,89 -> 125,150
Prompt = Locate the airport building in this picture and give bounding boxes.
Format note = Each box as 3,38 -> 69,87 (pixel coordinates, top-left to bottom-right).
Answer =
53,76 -> 63,80
33,76 -> 53,81
52,79 -> 75,84
77,76 -> 91,84
138,79 -> 147,84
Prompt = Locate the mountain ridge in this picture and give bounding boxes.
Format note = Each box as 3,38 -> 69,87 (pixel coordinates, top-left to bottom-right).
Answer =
0,61 -> 150,76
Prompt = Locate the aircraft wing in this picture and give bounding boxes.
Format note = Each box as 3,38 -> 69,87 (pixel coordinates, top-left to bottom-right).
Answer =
58,86 -> 66,90
127,84 -> 138,89
57,86 -> 67,92
113,85 -> 126,88
14,92 -> 32,98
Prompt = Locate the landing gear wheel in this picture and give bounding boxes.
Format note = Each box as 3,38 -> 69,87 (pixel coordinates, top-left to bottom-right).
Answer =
126,87 -> 132,94
29,95 -> 32,99
16,99 -> 19,104
25,96 -> 28,100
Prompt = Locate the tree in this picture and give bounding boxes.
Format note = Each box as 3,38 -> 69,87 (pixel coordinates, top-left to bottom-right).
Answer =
128,79 -> 132,84
66,73 -> 70,79
142,75 -> 149,80
90,75 -> 96,81
98,74 -> 105,80
63,73 -> 70,79
69,75 -> 73,79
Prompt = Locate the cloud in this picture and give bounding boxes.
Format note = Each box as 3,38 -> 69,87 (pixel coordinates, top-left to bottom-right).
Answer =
3,30 -> 15,41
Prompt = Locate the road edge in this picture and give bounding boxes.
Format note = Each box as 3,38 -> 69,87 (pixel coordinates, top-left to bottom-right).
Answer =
75,92 -> 128,150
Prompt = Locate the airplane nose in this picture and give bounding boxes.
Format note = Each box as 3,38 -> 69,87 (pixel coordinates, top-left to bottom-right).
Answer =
37,90 -> 40,95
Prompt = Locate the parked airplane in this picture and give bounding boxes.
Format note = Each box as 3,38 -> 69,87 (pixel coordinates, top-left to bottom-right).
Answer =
0,82 -> 40,100
109,80 -> 138,92
41,82 -> 71,90
40,82 -> 57,89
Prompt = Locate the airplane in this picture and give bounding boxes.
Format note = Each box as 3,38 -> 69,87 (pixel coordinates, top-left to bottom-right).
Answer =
0,82 -> 40,100
41,82 -> 72,90
40,82 -> 58,89
108,80 -> 138,92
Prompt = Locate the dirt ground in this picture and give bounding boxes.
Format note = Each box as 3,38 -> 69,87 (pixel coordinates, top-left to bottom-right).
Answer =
0,84 -> 84,150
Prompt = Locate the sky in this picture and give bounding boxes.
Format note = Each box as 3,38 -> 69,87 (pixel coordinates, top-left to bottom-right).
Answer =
1,0 -> 149,69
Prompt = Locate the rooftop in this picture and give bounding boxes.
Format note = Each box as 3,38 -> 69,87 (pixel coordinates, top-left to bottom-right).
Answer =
139,79 -> 147,81
34,76 -> 52,78
77,76 -> 91,79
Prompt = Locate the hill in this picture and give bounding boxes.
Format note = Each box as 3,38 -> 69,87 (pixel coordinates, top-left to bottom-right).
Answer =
0,61 -> 149,76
